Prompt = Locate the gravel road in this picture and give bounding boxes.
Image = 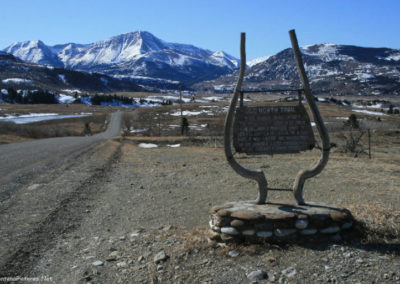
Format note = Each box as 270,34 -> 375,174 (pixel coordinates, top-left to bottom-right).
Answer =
0,111 -> 399,283
0,111 -> 122,202
0,112 -> 122,277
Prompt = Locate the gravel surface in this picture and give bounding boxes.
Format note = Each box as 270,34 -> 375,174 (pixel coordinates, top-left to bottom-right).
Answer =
1,138 -> 397,283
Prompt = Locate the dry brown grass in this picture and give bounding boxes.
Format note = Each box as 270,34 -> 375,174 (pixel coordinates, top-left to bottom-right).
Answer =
346,202 -> 400,245
0,111 -> 109,143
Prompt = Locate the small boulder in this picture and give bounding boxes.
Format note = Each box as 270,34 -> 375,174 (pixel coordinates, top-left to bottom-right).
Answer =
247,270 -> 268,281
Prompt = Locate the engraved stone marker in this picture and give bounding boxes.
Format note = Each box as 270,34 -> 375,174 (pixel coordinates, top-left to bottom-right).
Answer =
233,104 -> 315,155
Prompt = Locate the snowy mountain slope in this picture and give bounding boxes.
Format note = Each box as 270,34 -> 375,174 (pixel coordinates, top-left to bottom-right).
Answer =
4,31 -> 239,86
247,55 -> 272,67
0,52 -> 142,92
5,40 -> 63,66
194,43 -> 400,96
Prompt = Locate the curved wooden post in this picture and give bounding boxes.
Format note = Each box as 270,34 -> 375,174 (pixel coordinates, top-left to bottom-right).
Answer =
289,29 -> 330,205
224,33 -> 268,204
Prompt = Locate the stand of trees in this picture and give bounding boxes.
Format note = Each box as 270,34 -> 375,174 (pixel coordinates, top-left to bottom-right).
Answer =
91,94 -> 136,105
2,88 -> 58,104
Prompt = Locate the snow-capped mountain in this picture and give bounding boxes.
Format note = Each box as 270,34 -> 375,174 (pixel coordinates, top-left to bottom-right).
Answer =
247,55 -> 272,67
5,40 -> 63,66
195,43 -> 400,96
4,31 -> 239,86
0,52 -> 142,92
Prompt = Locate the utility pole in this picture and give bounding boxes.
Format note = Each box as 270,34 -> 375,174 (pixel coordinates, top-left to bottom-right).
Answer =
179,86 -> 183,118
368,129 -> 371,159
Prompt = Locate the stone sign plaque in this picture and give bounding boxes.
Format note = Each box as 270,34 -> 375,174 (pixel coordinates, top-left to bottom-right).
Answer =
233,104 -> 315,155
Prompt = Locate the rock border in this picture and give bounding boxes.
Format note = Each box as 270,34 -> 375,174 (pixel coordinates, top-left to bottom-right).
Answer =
209,201 -> 354,243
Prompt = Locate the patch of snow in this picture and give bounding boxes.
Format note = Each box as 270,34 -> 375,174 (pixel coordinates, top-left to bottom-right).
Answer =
0,113 -> 91,124
58,74 -> 67,84
130,128 -> 147,133
352,72 -> 374,82
301,43 -> 354,62
138,143 -> 158,148
167,144 -> 181,148
199,105 -> 219,108
2,78 -> 33,84
147,95 -> 192,103
62,89 -> 82,93
210,50 -> 239,68
1,89 -> 8,95
202,96 -> 226,102
247,55 -> 272,67
386,54 -> 400,61
57,94 -> 75,104
170,110 -> 212,116
114,75 -> 180,84
352,109 -> 387,116
172,54 -> 189,66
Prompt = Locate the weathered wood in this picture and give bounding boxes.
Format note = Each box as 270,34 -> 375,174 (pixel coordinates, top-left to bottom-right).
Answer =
224,33 -> 268,204
233,104 -> 315,155
289,29 -> 331,205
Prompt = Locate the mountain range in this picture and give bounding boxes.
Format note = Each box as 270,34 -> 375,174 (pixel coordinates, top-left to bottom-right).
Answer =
0,51 -> 142,92
4,31 -> 239,87
195,43 -> 400,96
2,31 -> 400,96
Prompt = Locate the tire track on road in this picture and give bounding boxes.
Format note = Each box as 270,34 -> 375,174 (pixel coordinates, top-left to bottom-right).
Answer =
0,141 -> 122,277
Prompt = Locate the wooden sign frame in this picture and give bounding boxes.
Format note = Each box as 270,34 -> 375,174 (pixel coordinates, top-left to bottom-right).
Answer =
224,30 -> 330,205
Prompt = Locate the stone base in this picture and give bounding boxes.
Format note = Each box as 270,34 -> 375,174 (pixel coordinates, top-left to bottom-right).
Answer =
209,200 -> 354,243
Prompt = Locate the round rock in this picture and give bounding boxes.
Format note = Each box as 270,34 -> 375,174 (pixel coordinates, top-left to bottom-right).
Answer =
231,210 -> 263,221
257,231 -> 273,238
154,250 -> 168,263
242,229 -> 256,236
217,209 -> 231,217
295,219 -> 308,229
320,226 -> 340,234
92,260 -> 104,266
247,270 -> 268,281
230,219 -> 246,228
330,211 -> 350,222
221,226 -> 239,235
274,228 -> 296,237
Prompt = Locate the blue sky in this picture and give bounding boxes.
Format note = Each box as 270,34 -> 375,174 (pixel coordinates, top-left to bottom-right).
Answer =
2,0 -> 399,60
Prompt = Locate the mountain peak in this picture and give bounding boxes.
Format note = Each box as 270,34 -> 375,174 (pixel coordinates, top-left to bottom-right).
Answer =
4,39 -> 61,66
3,31 -> 239,85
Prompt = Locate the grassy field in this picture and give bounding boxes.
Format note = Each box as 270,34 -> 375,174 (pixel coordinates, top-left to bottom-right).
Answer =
0,104 -> 115,144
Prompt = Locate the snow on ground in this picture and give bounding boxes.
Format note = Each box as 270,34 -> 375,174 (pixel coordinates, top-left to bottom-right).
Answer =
57,94 -> 75,104
0,113 -> 91,124
247,55 -> 272,67
199,105 -> 219,108
2,78 -> 33,84
130,128 -> 147,133
189,124 -> 208,130
202,96 -> 227,102
147,95 -> 193,103
62,89 -> 82,93
301,43 -> 354,62
167,144 -> 181,148
352,109 -> 387,116
138,143 -> 158,148
170,110 -> 213,116
58,74 -> 67,84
